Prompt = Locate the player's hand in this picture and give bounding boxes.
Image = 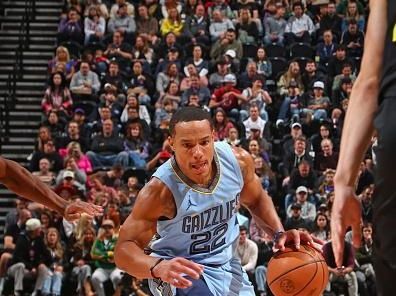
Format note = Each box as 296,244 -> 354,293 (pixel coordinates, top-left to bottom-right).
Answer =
331,184 -> 362,268
152,257 -> 204,289
275,229 -> 324,252
63,200 -> 103,221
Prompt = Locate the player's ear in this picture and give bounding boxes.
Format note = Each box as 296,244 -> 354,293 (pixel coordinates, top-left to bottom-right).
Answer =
168,135 -> 175,151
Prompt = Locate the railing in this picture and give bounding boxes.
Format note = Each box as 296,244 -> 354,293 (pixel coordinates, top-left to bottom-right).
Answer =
0,0 -> 36,150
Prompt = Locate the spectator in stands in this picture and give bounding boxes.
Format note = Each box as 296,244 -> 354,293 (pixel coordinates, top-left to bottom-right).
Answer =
57,121 -> 89,152
98,86 -> 124,122
70,62 -> 101,101
319,1 -> 342,40
302,59 -> 327,92
235,226 -> 258,277
30,140 -> 64,173
104,30 -> 133,74
286,160 -> 318,207
254,47 -> 272,78
4,199 -> 29,235
327,45 -> 355,79
356,162 -> 374,195
48,46 -> 75,82
107,3 -> 136,36
58,7 -> 84,44
310,123 -> 335,154
84,1 -> 109,19
155,46 -> 182,77
32,158 -> 56,186
70,226 -> 96,296
238,61 -> 258,90
341,0 -> 365,32
0,209 -> 31,295
156,62 -> 181,99
316,30 -> 338,73
42,72 -> 73,119
124,121 -> 151,169
243,104 -> 267,138
323,240 -> 359,296
110,0 -> 134,19
209,9 -> 235,42
131,37 -> 155,71
160,0 -> 183,19
282,135 -> 313,180
155,81 -> 180,112
121,93 -> 151,126
135,4 -> 159,45
235,9 -> 259,46
311,213 -> 330,241
42,228 -> 65,296
101,61 -> 125,95
209,73 -> 246,121
360,186 -> 374,223
184,45 -> 209,79
182,4 -> 210,46
64,142 -> 93,174
263,3 -> 286,46
284,2 -> 315,45
241,75 -> 272,122
207,0 -> 235,20
332,62 -> 356,93
332,76 -> 353,110
91,219 -> 123,296
84,5 -> 106,46
160,6 -> 184,37
305,81 -> 330,121
34,126 -> 53,152
276,81 -> 304,127
86,119 -> 129,169
42,111 -> 67,140
284,203 -> 310,230
7,218 -> 51,296
155,32 -> 182,61
180,64 -> 208,91
212,108 -> 235,141
180,73 -> 211,106
314,138 -> 339,173
341,19 -> 365,58
56,156 -> 87,190
278,61 -> 304,96
210,28 -> 243,64
286,186 -> 316,222
209,58 -> 231,89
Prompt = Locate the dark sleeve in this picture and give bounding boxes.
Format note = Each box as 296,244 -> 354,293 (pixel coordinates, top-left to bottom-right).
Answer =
12,235 -> 32,269
345,243 -> 356,268
90,136 -> 100,152
38,239 -> 53,267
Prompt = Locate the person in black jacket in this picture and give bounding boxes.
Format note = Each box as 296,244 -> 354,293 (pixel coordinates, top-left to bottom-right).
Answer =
7,218 -> 52,296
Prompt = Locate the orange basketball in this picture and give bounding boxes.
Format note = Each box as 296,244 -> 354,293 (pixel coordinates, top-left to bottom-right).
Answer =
267,244 -> 329,296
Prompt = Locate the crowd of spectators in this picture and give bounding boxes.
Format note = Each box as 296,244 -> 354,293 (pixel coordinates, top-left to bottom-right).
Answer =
1,0 -> 377,295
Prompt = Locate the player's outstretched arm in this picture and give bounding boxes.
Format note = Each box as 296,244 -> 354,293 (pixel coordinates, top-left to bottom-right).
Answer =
331,0 -> 387,268
115,177 -> 203,289
0,156 -> 102,220
234,147 -> 316,250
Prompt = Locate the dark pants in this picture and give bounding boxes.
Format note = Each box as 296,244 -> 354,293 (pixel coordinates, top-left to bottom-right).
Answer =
175,277 -> 214,296
285,31 -> 311,45
372,97 -> 396,296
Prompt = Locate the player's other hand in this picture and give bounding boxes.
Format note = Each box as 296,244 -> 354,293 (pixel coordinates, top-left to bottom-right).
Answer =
63,200 -> 103,221
331,184 -> 362,268
152,257 -> 204,289
275,229 -> 324,252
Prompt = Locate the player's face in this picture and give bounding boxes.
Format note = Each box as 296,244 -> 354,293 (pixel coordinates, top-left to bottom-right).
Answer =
170,120 -> 215,181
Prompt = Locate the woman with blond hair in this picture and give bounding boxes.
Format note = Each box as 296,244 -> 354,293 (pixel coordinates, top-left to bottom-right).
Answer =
277,61 -> 304,96
48,46 -> 76,81
160,6 -> 184,37
42,228 -> 65,296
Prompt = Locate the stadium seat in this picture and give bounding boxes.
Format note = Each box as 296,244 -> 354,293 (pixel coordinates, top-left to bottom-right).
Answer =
268,57 -> 288,79
60,41 -> 83,59
242,44 -> 258,59
288,42 -> 315,59
265,43 -> 286,58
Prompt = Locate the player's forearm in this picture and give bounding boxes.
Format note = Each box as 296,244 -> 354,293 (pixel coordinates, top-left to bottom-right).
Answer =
248,192 -> 284,237
0,158 -> 67,215
114,239 -> 159,279
334,80 -> 377,186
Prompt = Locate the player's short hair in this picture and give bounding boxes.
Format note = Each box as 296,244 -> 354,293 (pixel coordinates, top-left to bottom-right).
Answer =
169,107 -> 213,136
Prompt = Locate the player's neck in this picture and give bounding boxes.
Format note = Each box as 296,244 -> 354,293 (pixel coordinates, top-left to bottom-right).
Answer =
189,160 -> 217,188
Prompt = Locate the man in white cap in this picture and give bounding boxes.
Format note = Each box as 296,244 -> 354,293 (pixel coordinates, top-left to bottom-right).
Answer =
0,156 -> 102,221
287,186 -> 317,222
7,218 -> 51,296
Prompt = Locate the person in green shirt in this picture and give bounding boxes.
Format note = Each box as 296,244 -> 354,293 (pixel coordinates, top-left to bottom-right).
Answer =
91,219 -> 123,296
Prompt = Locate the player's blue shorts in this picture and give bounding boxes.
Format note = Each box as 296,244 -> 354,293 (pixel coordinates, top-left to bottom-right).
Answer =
149,258 -> 255,296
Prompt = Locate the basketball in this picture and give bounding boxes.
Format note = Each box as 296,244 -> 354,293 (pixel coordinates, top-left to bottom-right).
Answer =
267,244 -> 329,296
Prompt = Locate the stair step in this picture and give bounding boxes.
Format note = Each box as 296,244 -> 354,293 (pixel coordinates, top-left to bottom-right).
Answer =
0,35 -> 55,45
0,42 -> 55,50
0,65 -> 47,74
2,22 -> 58,31
7,137 -> 36,143
0,74 -> 47,81
1,144 -> 34,150
0,50 -> 53,58
0,58 -> 50,66
5,7 -> 62,15
0,15 -> 60,22
0,30 -> 57,37
9,120 -> 41,126
15,97 -> 43,103
14,104 -> 42,111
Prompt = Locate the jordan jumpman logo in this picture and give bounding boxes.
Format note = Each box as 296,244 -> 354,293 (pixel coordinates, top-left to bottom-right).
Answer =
186,196 -> 197,211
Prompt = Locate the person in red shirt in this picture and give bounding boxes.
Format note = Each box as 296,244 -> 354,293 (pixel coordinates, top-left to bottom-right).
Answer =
209,73 -> 247,121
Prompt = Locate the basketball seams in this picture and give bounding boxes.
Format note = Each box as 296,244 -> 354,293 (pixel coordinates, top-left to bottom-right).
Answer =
268,259 -> 326,286
292,260 -> 318,296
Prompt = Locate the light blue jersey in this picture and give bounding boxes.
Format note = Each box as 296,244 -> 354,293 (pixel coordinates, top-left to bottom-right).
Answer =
149,141 -> 255,296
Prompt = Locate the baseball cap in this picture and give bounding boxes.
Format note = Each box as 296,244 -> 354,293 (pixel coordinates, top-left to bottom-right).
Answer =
63,170 -> 75,179
291,203 -> 302,210
74,108 -> 85,115
26,218 -> 42,232
223,74 -> 237,84
225,49 -> 236,59
159,151 -> 172,160
102,219 -> 115,228
313,81 -> 325,89
291,122 -> 302,129
296,186 -> 308,194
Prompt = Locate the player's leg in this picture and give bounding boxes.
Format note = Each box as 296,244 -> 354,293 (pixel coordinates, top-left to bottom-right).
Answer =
175,277 -> 214,296
373,98 -> 396,296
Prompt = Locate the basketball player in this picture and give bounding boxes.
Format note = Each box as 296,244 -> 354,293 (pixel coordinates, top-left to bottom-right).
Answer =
0,156 -> 102,220
115,107 -> 316,295
331,0 -> 392,295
